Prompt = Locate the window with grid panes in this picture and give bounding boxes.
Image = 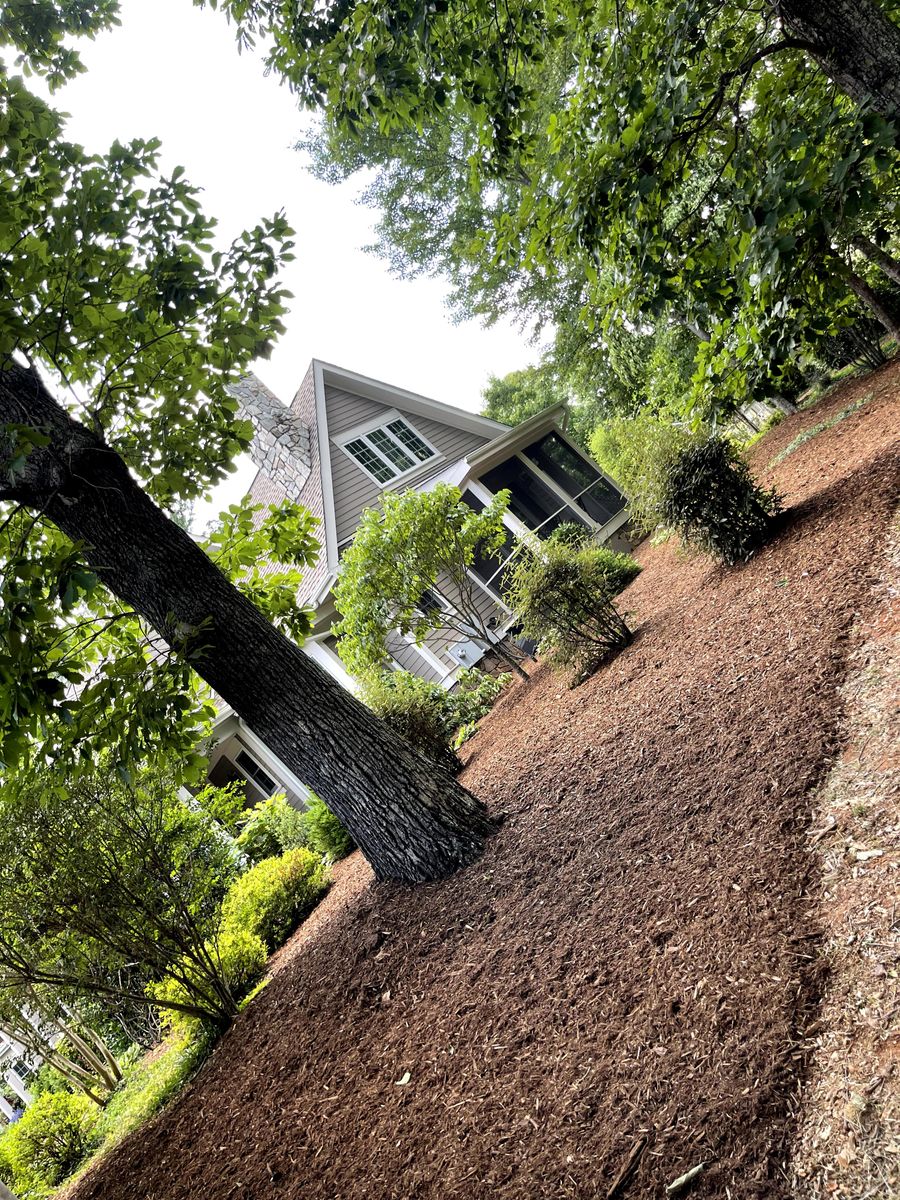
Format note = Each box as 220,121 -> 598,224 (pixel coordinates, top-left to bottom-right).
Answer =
342,416 -> 436,482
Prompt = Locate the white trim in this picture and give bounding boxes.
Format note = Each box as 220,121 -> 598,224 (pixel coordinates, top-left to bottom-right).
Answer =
512,450 -> 602,530
400,631 -> 452,679
232,722 -> 313,805
316,360 -> 510,439
313,360 -> 340,576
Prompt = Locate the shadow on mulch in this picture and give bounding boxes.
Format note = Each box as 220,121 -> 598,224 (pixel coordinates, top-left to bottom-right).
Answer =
67,382 -> 900,1200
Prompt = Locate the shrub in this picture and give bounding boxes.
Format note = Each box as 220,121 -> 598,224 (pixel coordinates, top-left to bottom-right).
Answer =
590,409 -> 704,533
362,668 -> 508,773
0,1091 -> 99,1191
301,794 -> 355,862
546,521 -> 592,549
221,849 -> 329,952
658,435 -> 781,565
364,670 -> 459,772
148,925 -> 269,1040
504,542 -> 635,681
235,794 -> 309,865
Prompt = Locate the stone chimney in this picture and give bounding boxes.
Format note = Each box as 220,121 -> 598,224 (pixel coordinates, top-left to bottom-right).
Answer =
227,374 -> 312,501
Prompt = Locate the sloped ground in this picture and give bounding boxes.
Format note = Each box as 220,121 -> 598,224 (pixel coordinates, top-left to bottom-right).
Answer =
66,365 -> 900,1200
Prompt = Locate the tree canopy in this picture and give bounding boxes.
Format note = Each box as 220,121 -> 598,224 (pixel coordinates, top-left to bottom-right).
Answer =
227,0 -> 900,418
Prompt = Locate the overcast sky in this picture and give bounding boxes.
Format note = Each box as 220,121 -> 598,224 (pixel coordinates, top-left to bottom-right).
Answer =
55,0 -> 537,408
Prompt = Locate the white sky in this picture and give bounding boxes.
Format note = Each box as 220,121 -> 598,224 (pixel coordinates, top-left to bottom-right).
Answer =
50,0 -> 538,515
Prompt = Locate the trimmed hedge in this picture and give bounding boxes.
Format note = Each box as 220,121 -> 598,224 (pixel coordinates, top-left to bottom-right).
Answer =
221,848 -> 329,952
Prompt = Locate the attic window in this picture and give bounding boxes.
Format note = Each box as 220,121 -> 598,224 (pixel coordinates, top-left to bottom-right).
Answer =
340,416 -> 437,484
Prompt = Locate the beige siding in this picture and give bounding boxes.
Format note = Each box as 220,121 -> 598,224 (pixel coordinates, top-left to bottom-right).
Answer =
325,387 -> 391,436
324,383 -> 493,543
385,631 -> 444,684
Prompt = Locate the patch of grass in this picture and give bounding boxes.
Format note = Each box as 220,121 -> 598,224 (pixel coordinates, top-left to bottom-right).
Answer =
62,1034 -> 211,1190
768,392 -> 875,467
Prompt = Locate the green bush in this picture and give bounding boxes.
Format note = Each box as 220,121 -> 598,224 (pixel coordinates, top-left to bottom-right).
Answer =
362,667 -> 508,773
658,435 -> 781,565
301,794 -> 355,862
590,409 -> 704,534
148,926 -> 269,1040
221,849 -> 329,952
235,793 -> 309,865
504,542 -> 636,681
546,521 -> 592,549
0,1091 -> 99,1192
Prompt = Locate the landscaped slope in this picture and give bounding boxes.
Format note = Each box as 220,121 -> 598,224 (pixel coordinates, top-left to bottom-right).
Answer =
66,365 -> 900,1200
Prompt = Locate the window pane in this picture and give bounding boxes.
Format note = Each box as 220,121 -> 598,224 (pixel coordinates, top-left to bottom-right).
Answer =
345,437 -> 396,483
460,490 -> 515,596
236,749 -> 276,795
523,432 -> 625,525
480,457 -> 587,537
368,426 -> 416,472
387,419 -> 434,462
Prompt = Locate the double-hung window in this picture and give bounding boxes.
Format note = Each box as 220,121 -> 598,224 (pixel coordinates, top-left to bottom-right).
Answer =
340,415 -> 437,484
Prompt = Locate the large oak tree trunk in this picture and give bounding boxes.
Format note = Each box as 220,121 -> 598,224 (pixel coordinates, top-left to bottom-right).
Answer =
774,0 -> 900,119
0,364 -> 493,883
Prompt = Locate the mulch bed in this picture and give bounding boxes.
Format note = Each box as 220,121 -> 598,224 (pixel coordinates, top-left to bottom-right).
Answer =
67,366 -> 900,1200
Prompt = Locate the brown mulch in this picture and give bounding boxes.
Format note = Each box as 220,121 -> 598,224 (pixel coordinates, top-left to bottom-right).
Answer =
67,366 -> 900,1200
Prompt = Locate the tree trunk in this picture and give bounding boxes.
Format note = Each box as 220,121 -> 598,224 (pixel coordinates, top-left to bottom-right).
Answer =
0,364 -> 493,883
851,233 -> 900,286
773,0 -> 900,119
842,265 -> 900,338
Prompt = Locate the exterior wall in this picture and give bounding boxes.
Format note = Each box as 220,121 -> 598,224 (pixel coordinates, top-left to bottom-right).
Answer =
324,383 -> 493,543
247,364 -> 333,607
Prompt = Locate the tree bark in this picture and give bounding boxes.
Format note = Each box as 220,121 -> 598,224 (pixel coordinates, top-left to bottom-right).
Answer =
773,0 -> 900,120
851,233 -> 900,286
842,265 -> 900,338
0,363 -> 493,883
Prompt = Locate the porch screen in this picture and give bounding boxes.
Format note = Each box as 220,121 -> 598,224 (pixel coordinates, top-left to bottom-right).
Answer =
522,432 -> 625,526
480,457 -> 587,538
460,490 -> 515,597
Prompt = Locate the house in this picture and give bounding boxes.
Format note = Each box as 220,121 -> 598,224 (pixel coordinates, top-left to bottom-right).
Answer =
203,360 -> 630,806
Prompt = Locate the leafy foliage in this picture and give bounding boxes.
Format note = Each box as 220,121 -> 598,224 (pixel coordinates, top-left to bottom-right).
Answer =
300,795 -> 355,862
0,770 -> 244,1028
234,794 -> 310,866
361,668 -> 507,772
504,543 -> 636,681
221,849 -> 330,952
0,1091 -> 98,1194
217,0 -> 900,421
147,926 -> 268,1041
334,484 -> 522,678
658,437 -> 782,564
590,412 -> 704,534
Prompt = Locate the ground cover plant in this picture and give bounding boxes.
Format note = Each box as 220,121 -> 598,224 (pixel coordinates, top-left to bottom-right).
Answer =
58,351 -> 900,1200
768,390 -> 878,468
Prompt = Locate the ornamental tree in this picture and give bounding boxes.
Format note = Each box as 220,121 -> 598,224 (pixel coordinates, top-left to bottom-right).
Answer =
0,5 -> 492,883
334,483 -> 527,679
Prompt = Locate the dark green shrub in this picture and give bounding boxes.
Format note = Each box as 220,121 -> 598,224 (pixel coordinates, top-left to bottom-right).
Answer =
504,543 -> 635,681
301,794 -> 354,862
659,435 -> 781,565
221,848 -> 329,952
234,794 -> 309,865
0,1091 -> 99,1191
590,410 -> 705,533
546,521 -> 592,549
